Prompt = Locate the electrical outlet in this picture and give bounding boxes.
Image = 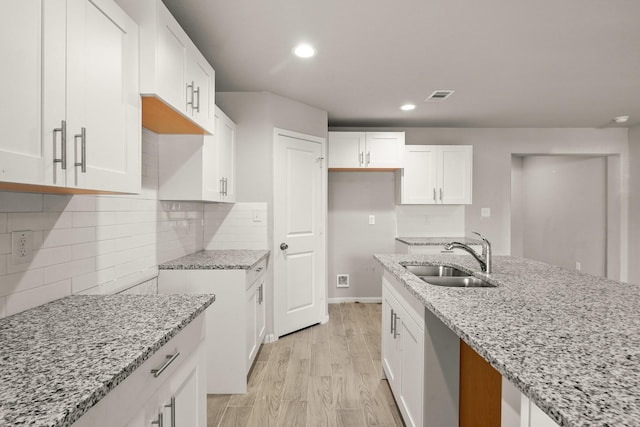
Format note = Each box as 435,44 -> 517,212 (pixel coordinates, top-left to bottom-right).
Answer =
481,208 -> 491,218
369,215 -> 375,225
11,230 -> 34,265
576,262 -> 581,271
337,274 -> 349,288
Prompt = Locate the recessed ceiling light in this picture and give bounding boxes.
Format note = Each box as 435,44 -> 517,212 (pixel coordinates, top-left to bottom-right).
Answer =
400,104 -> 416,111
293,43 -> 316,58
614,115 -> 629,123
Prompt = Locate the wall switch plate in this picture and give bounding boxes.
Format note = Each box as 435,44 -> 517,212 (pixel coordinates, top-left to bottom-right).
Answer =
481,208 -> 491,218
369,215 -> 375,225
11,230 -> 34,265
252,209 -> 262,222
576,262 -> 581,271
337,274 -> 350,288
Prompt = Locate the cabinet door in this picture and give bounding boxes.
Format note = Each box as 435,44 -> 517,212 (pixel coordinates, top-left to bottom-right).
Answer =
382,286 -> 401,394
365,132 -> 404,168
66,0 -> 140,192
157,2 -> 188,114
0,0 -> 65,187
246,280 -> 259,369
215,106 -> 236,202
187,51 -> 215,133
398,310 -> 424,427
328,132 -> 365,168
400,145 -> 437,204
256,281 -> 266,344
172,369 -> 199,427
437,146 -> 472,204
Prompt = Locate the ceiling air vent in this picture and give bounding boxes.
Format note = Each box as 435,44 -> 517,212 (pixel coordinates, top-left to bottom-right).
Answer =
426,90 -> 455,102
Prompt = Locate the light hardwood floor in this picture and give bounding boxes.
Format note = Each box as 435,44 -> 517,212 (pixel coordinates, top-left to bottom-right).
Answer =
207,303 -> 405,427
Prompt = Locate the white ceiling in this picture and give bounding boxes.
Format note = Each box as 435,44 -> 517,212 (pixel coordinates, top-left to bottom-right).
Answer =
163,0 -> 640,128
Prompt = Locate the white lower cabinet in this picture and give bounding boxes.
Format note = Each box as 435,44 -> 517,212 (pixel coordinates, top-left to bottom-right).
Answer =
382,272 -> 460,427
158,258 -> 268,394
72,314 -> 206,427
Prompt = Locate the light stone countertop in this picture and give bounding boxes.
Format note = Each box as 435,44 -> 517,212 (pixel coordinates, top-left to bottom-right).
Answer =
374,253 -> 640,427
395,236 -> 483,246
158,249 -> 270,270
0,294 -> 215,427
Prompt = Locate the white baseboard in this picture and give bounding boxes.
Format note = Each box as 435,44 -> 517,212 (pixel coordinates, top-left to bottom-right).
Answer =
264,333 -> 277,343
328,297 -> 382,304
321,314 -> 330,324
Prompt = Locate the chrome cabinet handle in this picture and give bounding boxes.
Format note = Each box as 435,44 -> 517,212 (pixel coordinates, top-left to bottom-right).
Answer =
258,284 -> 263,304
74,127 -> 86,173
151,413 -> 163,427
433,188 -> 436,202
439,188 -> 443,202
53,120 -> 67,169
186,81 -> 195,111
223,177 -> 228,195
390,308 -> 395,334
393,314 -> 400,339
193,86 -> 200,113
150,352 -> 180,377
366,152 -> 371,166
359,152 -> 364,166
255,266 -> 263,273
164,397 -> 175,427
220,178 -> 224,195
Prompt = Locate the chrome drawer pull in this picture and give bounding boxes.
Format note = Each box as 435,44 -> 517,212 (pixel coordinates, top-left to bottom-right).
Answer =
150,352 -> 180,378
164,397 -> 175,426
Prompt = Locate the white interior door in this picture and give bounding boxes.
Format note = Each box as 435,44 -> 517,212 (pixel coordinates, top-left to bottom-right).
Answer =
275,129 -> 326,337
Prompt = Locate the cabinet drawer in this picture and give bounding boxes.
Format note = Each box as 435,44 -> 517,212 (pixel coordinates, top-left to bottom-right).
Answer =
246,258 -> 267,288
72,314 -> 205,427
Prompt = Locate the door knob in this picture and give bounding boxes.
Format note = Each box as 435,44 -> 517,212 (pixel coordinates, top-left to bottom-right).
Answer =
280,243 -> 288,250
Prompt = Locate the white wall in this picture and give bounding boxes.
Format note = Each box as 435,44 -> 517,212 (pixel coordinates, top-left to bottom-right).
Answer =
517,155 -> 607,277
215,91 -> 328,334
629,125 -> 640,284
328,172 -> 397,301
0,130 -> 205,318
330,127 -> 630,293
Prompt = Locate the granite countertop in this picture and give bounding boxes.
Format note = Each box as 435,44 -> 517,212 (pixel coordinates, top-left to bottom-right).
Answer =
159,249 -> 270,270
396,236 -> 482,246
0,294 -> 215,427
374,254 -> 640,427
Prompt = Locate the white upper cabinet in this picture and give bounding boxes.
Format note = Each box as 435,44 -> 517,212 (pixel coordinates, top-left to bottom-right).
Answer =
0,0 -> 140,194
158,106 -> 236,202
115,0 -> 216,135
397,145 -> 472,205
328,131 -> 404,169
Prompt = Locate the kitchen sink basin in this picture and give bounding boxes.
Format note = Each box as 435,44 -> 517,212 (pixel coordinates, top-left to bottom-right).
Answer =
403,264 -> 496,288
403,264 -> 468,277
419,276 -> 496,288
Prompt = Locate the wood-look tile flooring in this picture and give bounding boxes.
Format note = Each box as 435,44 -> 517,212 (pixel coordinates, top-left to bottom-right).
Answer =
207,303 -> 405,427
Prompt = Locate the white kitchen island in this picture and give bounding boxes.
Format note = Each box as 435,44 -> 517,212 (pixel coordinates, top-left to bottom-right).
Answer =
374,253 -> 640,427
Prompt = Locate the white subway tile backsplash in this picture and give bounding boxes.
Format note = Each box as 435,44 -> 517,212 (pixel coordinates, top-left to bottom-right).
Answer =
0,269 -> 44,297
42,227 -> 96,248
44,194 -> 96,212
5,279 -> 71,316
43,258 -> 95,285
203,202 -> 268,250
0,234 -> 10,255
0,213 -> 7,232
0,192 -> 43,213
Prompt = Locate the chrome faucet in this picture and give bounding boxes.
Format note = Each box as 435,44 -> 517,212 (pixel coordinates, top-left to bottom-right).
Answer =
444,231 -> 492,274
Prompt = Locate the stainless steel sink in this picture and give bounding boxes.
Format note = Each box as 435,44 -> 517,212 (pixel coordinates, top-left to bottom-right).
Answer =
419,276 -> 496,288
403,264 -> 468,277
403,264 -> 496,288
